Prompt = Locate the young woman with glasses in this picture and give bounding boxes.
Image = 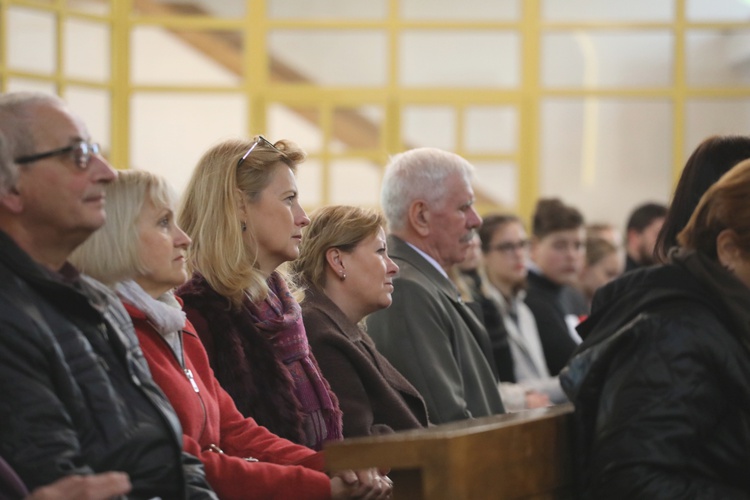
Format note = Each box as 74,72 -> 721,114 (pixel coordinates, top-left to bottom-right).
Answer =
478,214 -> 567,407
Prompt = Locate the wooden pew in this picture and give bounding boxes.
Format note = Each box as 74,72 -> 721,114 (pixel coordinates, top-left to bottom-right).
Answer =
324,404 -> 574,500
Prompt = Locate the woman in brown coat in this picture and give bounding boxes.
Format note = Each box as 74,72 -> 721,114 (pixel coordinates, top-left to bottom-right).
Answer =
293,206 -> 430,437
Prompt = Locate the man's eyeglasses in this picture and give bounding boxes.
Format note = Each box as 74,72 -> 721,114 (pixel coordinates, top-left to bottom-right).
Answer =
489,240 -> 530,255
237,135 -> 283,169
15,140 -> 101,170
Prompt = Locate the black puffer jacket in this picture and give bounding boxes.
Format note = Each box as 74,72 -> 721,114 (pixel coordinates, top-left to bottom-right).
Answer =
0,231 -> 217,499
561,250 -> 750,499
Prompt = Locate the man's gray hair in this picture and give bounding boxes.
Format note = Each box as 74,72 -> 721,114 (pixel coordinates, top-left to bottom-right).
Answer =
380,147 -> 475,232
0,92 -> 66,195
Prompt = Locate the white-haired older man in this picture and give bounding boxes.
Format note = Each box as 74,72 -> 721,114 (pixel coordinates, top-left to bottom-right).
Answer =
367,148 -> 505,423
0,92 -> 216,498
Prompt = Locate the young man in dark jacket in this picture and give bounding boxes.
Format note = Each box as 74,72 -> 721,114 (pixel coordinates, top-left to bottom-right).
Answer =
0,92 -> 217,499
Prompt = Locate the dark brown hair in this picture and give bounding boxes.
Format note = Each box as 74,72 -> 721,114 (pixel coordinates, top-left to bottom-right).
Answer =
478,213 -> 522,253
532,198 -> 584,239
656,135 -> 750,261
678,158 -> 750,260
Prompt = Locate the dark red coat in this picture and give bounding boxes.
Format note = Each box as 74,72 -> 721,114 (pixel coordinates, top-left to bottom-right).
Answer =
301,286 -> 430,436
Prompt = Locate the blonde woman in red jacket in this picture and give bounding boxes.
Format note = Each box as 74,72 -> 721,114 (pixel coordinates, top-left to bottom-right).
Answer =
70,169 -> 392,500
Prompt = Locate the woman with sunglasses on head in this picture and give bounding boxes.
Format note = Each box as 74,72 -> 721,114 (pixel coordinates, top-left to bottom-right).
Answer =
70,169 -> 391,500
176,136 -> 344,452
292,205 -> 430,437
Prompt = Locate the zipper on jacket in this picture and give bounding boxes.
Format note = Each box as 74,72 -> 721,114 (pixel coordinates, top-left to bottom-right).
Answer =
152,328 -> 210,448
184,368 -> 200,393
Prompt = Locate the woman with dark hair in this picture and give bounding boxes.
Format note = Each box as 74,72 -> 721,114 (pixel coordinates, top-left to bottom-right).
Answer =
654,135 -> 750,262
477,214 -> 565,407
562,159 -> 750,498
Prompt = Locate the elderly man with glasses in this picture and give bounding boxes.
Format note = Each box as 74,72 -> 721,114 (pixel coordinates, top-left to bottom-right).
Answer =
0,91 -> 217,499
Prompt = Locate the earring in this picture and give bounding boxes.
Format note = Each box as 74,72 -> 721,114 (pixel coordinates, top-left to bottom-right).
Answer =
241,221 -> 247,232
340,271 -> 346,281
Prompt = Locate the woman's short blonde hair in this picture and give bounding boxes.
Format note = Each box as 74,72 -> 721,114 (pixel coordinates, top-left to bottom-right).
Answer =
178,136 -> 305,307
292,205 -> 385,289
678,158 -> 750,259
70,169 -> 176,286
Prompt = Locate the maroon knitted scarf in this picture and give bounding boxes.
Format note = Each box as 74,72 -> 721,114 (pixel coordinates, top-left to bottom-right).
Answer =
178,274 -> 305,444
246,273 -> 343,449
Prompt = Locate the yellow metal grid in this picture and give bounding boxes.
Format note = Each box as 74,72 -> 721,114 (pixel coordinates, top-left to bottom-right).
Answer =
2,0 -> 750,219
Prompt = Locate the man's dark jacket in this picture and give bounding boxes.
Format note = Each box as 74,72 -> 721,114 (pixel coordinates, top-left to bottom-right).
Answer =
0,230 -> 216,499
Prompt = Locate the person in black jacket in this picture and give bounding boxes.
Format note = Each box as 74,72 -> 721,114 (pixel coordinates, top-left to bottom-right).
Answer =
561,158 -> 750,499
0,92 -> 217,499
526,198 -> 586,375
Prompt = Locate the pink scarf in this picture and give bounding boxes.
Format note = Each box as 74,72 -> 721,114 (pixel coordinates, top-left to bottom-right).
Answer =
247,273 -> 343,449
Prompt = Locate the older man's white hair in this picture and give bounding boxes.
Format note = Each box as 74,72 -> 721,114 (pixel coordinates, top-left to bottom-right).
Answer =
380,147 -> 475,233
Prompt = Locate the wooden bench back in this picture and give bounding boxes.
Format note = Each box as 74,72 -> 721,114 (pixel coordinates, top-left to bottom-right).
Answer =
324,404 -> 575,500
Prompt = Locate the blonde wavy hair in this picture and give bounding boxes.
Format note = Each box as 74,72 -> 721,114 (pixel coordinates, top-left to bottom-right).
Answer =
178,136 -> 306,307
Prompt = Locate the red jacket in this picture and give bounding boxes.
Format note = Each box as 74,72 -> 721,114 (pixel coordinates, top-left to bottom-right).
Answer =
124,301 -> 331,500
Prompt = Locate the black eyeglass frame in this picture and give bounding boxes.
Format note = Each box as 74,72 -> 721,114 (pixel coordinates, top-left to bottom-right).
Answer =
14,140 -> 101,170
236,135 -> 284,169
488,240 -> 531,254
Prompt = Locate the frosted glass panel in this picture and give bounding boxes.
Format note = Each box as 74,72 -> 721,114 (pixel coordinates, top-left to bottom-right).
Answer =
131,93 -> 247,195
686,100 -> 750,159
268,104 -> 323,154
6,78 -> 56,95
64,18 -> 109,82
401,0 -> 519,21
330,160 -> 381,206
464,106 -> 517,154
687,30 -> 750,87
269,31 -> 388,87
268,0 -> 386,19
400,31 -> 519,87
472,161 -> 517,208
65,87 -> 111,153
131,27 -> 242,86
543,0 -> 673,21
543,31 -> 673,88
687,0 -> 750,21
402,106 -> 456,150
297,159 -> 323,207
8,7 -> 56,74
330,106 -> 383,152
67,0 -> 110,15
541,99 -> 672,228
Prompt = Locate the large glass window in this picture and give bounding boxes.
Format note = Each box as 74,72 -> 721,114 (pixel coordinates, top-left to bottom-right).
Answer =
4,0 -> 750,225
